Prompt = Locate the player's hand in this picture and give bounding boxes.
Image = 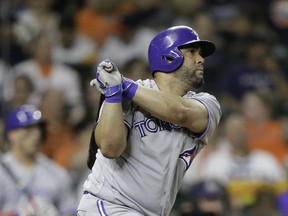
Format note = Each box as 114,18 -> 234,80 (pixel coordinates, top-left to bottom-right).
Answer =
95,60 -> 122,88
90,59 -> 123,103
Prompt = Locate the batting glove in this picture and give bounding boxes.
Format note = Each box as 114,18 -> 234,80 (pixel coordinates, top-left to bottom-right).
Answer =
90,59 -> 123,103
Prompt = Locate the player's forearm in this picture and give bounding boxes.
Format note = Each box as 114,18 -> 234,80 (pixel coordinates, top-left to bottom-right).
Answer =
95,102 -> 127,158
132,86 -> 207,132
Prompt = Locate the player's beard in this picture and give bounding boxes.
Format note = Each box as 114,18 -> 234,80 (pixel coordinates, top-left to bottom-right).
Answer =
173,65 -> 204,90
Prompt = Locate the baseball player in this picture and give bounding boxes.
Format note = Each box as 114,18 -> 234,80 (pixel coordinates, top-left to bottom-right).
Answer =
77,25 -> 222,216
0,104 -> 77,215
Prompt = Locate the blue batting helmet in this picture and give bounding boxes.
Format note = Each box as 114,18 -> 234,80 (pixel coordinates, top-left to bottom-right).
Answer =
5,104 -> 45,134
148,25 -> 215,76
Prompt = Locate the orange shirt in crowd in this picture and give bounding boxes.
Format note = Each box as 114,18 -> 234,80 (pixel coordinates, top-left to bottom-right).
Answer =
75,8 -> 123,46
246,120 -> 288,164
41,123 -> 77,169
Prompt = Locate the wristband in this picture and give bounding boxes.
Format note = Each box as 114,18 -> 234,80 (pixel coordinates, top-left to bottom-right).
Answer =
104,84 -> 123,103
122,79 -> 138,100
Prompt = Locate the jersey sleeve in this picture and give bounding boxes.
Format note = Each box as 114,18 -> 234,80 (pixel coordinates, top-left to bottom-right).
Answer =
122,79 -> 157,129
190,92 -> 222,144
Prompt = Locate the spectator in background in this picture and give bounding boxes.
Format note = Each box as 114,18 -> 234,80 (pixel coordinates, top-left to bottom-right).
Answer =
13,0 -> 59,45
177,179 -> 231,216
98,11 -> 157,68
98,0 -> 175,68
7,32 -> 84,126
1,74 -> 35,152
6,74 -> 35,110
75,0 -> 124,47
52,15 -> 97,68
0,104 -> 77,215
241,90 -> 288,165
99,26 -> 156,69
0,16 -> 29,66
169,0 -> 206,26
277,189 -> 288,216
118,0 -> 172,30
242,186 -> 282,216
39,89 -> 80,170
217,33 -> 288,112
269,0 -> 288,46
185,113 -> 286,213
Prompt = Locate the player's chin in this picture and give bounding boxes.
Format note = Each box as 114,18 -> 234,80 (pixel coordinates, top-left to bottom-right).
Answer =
193,78 -> 204,89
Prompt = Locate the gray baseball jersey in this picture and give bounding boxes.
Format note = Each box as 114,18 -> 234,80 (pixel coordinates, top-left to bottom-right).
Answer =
82,79 -> 222,216
0,152 -> 77,215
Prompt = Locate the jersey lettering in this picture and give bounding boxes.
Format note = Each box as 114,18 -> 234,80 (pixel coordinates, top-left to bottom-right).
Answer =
134,117 -> 182,138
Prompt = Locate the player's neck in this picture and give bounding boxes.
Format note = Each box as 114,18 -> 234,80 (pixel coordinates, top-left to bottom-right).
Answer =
12,150 -> 37,168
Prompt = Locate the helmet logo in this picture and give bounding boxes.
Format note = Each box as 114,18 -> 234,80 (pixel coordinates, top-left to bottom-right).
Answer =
33,110 -> 42,120
16,111 -> 28,124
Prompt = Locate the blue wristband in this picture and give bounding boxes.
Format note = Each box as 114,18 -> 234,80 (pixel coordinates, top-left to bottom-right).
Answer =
104,84 -> 123,103
122,79 -> 138,100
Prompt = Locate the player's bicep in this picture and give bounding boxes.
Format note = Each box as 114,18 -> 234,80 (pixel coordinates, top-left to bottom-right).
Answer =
182,99 -> 208,133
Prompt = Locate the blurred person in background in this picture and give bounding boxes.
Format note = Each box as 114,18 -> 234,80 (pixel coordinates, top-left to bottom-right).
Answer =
241,186 -> 282,216
13,0 -> 59,45
75,0 -> 124,47
217,32 -> 288,113
39,89 -> 80,170
1,74 -> 35,153
176,179 -> 231,216
97,0 -> 167,69
0,104 -> 77,215
98,19 -> 156,69
6,32 -> 84,126
269,0 -> 288,47
241,90 -> 288,165
0,16 -> 29,66
185,113 -> 286,213
52,14 -> 97,68
3,74 -> 35,114
119,0 -> 172,30
277,188 -> 288,216
168,0 -> 206,26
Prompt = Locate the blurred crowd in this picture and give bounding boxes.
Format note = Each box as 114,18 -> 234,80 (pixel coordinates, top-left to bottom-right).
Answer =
0,0 -> 288,215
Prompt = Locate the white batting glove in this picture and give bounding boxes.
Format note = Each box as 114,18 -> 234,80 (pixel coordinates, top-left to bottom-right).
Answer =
90,79 -> 104,94
90,59 -> 123,103
95,59 -> 122,88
